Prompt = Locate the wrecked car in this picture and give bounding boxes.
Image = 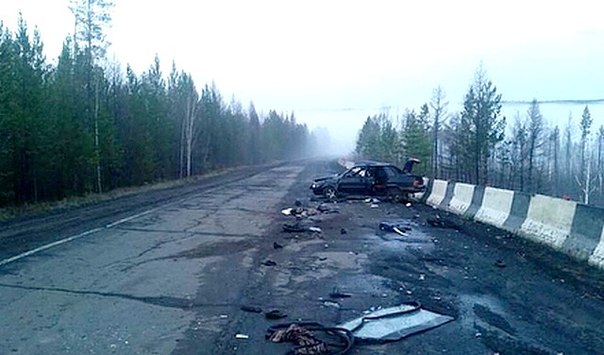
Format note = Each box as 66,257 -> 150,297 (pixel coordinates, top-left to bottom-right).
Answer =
310,161 -> 425,202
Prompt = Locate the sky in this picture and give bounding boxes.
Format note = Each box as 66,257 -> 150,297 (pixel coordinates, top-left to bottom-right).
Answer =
1,0 -> 603,152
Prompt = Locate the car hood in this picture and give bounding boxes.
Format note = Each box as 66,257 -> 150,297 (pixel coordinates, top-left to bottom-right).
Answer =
313,174 -> 339,183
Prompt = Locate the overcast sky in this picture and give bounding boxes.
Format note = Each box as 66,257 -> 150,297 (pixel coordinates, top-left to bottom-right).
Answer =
2,0 -> 603,151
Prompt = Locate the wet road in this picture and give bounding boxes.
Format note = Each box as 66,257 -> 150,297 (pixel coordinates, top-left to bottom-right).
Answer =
1,160 -> 604,354
0,164 -> 303,354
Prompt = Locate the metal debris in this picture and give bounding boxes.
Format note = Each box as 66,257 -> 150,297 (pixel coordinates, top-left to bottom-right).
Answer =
265,309 -> 288,320
338,302 -> 453,342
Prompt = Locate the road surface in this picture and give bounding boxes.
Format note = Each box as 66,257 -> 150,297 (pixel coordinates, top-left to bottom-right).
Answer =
1,160 -> 603,354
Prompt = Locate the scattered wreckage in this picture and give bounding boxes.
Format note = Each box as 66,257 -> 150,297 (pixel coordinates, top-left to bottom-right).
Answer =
310,160 -> 425,202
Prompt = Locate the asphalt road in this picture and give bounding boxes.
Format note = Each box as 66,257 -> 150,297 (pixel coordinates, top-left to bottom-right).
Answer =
1,160 -> 604,355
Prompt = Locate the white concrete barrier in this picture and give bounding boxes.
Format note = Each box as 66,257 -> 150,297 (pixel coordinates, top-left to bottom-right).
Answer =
519,194 -> 577,249
448,183 -> 475,215
588,228 -> 604,268
426,180 -> 448,207
474,187 -> 514,229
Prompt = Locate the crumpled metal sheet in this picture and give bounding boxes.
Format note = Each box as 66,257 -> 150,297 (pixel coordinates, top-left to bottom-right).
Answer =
338,303 -> 454,342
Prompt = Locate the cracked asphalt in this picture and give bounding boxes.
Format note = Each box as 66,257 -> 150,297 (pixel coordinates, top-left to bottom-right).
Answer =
1,160 -> 604,354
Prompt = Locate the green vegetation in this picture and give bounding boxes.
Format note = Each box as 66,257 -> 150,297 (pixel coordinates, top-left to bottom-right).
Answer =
356,67 -> 604,205
0,7 -> 315,207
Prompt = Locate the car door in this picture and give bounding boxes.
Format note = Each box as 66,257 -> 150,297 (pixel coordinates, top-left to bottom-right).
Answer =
338,167 -> 369,194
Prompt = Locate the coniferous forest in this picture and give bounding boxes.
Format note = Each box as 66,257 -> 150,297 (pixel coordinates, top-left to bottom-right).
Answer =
0,3 -> 317,207
355,68 -> 604,206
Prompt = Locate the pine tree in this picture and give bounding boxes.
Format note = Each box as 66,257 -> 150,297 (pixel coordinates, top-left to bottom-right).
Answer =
460,66 -> 505,184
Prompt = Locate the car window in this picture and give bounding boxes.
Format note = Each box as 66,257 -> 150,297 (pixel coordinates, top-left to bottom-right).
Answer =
384,166 -> 398,178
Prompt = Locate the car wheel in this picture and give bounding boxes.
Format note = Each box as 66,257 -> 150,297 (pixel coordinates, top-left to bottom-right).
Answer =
323,186 -> 337,201
387,187 -> 403,203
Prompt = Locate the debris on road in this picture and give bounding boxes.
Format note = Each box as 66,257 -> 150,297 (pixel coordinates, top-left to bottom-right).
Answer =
338,302 -> 454,342
283,223 -> 322,234
329,289 -> 352,299
261,259 -> 277,267
379,221 -> 413,236
495,259 -> 506,268
240,305 -> 263,313
370,204 -> 379,208
273,242 -> 284,249
266,322 -> 354,354
265,309 -> 288,320
405,202 -> 412,207
323,300 -> 341,309
235,334 -> 249,339
340,228 -> 347,235
427,215 -> 462,230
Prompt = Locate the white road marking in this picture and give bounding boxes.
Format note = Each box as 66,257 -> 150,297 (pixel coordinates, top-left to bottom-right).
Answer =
0,227 -> 103,267
105,208 -> 157,228
0,165 -> 294,268
0,207 -> 160,267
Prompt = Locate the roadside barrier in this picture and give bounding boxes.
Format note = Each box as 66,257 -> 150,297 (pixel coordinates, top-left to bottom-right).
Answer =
427,180 -> 448,206
423,179 -> 604,270
448,183 -> 475,216
474,187 -> 514,229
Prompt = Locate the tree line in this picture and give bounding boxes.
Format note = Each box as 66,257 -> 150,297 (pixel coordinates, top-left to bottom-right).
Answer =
356,66 -> 604,206
0,6 -> 316,206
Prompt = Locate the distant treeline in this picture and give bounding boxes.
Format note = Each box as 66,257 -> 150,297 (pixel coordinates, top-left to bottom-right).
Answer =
0,14 -> 317,206
356,67 -> 604,206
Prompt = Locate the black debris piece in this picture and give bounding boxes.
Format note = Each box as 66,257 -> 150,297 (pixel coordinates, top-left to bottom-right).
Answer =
317,204 -> 330,213
340,228 -> 347,235
379,222 -> 413,233
495,259 -> 506,268
426,215 -> 462,230
329,291 -> 352,299
265,309 -> 288,320
273,242 -> 284,249
262,260 -> 277,267
240,305 -> 263,313
283,223 -> 307,233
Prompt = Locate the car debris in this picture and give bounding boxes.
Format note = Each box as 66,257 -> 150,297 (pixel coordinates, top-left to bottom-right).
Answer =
329,290 -> 352,299
240,305 -> 263,313
235,334 -> 249,339
495,259 -> 506,268
265,309 -> 288,320
338,302 -> 454,343
340,228 -> 347,235
261,259 -> 277,267
266,322 -> 354,355
426,215 -> 462,230
283,223 -> 322,234
323,300 -> 341,309
273,242 -> 284,249
379,221 -> 413,237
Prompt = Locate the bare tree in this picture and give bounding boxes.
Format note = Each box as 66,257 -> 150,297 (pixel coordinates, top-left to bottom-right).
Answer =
430,86 -> 448,178
526,99 -> 544,193
70,0 -> 114,193
579,106 -> 593,184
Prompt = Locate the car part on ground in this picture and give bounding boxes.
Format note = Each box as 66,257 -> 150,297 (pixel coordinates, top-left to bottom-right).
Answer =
338,302 -> 454,343
266,322 -> 354,355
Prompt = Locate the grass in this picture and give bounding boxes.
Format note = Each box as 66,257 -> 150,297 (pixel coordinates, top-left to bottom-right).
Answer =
0,167 -> 239,222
